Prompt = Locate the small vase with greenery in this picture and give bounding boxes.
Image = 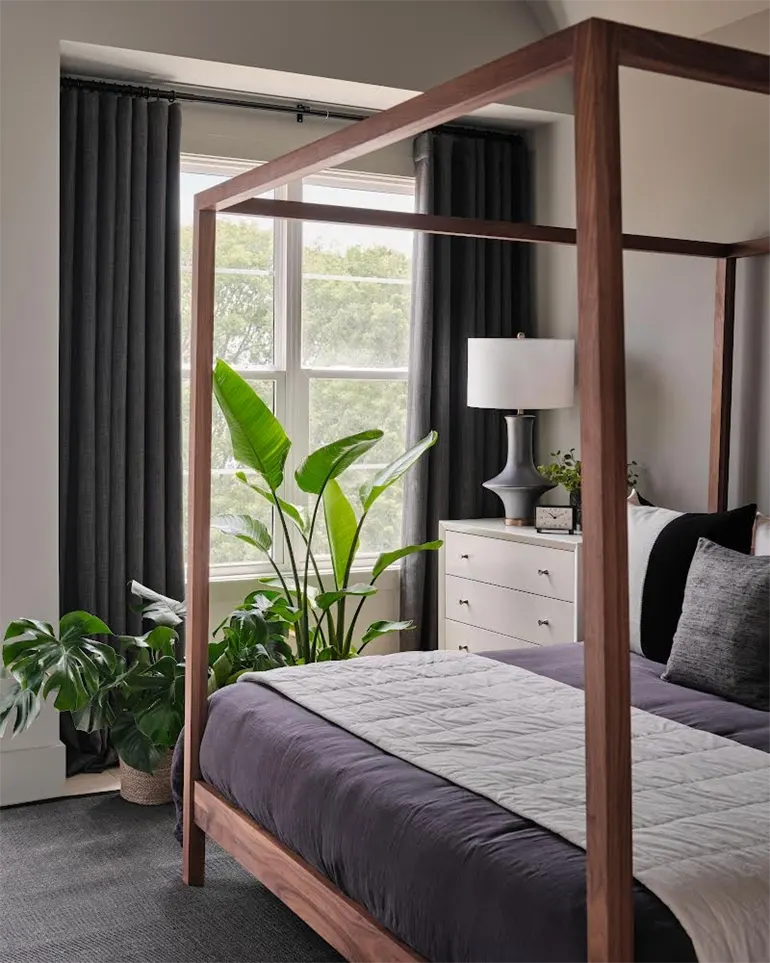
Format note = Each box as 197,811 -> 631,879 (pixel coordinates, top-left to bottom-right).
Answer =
537,449 -> 639,529
211,359 -> 441,663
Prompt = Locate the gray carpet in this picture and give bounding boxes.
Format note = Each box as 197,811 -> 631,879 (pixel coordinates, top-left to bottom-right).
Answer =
0,793 -> 343,963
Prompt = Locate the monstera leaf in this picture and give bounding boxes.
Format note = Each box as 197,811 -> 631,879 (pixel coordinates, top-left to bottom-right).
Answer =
0,680 -> 42,737
3,613 -> 115,713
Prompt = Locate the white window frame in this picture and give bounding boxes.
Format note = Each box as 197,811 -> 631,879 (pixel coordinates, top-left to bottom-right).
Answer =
181,154 -> 414,580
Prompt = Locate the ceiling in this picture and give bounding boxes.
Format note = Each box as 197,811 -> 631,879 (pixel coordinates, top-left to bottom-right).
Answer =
527,0 -> 769,38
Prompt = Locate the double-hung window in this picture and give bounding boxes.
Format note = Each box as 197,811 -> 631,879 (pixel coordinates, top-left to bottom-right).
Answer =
180,157 -> 414,576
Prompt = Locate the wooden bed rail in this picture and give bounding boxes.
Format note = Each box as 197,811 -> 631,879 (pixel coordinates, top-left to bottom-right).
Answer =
184,14 -> 769,963
227,196 -> 733,259
194,780 -> 424,963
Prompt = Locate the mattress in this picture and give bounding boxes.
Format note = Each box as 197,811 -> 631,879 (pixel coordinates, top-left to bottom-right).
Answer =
172,644 -> 769,962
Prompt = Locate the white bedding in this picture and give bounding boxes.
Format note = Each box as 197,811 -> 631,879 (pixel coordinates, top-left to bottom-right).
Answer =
242,650 -> 770,963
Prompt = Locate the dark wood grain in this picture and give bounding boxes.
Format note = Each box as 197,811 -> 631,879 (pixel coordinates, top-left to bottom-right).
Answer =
617,20 -> 770,94
182,207 -> 217,887
727,236 -> 770,258
227,197 -> 731,258
573,20 -> 634,963
195,28 -> 575,212
194,781 -> 425,963
708,258 -> 737,513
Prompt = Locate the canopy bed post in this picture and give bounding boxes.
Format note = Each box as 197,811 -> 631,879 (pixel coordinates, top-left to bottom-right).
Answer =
183,205 -> 217,886
708,257 -> 737,512
573,19 -> 634,963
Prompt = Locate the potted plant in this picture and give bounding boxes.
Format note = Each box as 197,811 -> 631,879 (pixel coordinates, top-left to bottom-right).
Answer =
1,364 -> 442,796
538,449 -> 639,530
210,359 -> 442,662
0,582 -> 294,804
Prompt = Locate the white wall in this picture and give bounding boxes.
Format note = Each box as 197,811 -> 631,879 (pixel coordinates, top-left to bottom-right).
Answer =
535,12 -> 770,513
0,0 -> 555,803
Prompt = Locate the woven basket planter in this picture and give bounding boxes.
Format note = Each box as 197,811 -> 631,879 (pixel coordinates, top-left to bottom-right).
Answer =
119,750 -> 173,805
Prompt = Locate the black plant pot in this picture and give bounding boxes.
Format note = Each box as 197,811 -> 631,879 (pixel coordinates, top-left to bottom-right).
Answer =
570,491 -> 582,532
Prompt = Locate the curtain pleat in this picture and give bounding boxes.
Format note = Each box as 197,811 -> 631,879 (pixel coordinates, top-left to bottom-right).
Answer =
59,89 -> 184,774
401,129 -> 532,651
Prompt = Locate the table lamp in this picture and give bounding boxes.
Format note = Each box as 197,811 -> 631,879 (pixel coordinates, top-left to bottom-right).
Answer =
467,334 -> 575,526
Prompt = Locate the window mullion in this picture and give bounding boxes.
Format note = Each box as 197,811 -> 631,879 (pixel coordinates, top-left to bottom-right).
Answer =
283,180 -> 309,570
270,187 -> 289,570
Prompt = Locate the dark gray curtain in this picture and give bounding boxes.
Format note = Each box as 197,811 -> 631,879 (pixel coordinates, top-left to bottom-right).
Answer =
401,128 -> 532,650
59,87 -> 184,774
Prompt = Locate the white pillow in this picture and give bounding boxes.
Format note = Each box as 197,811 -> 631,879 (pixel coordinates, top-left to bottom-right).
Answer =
753,512 -> 770,556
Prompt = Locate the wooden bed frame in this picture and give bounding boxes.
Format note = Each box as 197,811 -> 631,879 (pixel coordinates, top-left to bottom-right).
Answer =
183,19 -> 769,963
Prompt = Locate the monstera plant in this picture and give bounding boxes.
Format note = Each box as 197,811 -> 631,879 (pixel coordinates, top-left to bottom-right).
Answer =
0,582 -> 293,780
212,359 -> 441,663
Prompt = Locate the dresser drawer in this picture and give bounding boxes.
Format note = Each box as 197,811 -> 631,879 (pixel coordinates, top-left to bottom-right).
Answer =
444,620 -> 536,653
446,575 -> 576,646
444,531 -> 575,602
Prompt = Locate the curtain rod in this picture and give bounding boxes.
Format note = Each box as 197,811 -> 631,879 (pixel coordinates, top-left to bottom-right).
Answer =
60,75 -> 528,140
60,75 -> 369,124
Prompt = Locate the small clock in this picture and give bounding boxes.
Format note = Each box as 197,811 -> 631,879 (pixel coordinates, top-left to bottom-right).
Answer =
535,504 -> 576,534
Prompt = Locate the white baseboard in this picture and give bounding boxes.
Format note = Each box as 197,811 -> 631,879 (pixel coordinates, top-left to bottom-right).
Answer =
0,742 -> 67,807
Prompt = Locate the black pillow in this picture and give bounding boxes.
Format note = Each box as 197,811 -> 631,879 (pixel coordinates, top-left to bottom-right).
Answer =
663,539 -> 769,710
628,502 -> 757,663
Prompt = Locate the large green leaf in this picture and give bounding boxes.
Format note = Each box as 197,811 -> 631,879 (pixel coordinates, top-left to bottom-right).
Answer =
4,615 -> 119,714
372,540 -> 443,579
295,430 -> 383,495
0,680 -> 42,737
235,472 -> 308,534
315,584 -> 377,612
359,619 -> 414,651
59,611 -> 112,642
111,711 -> 166,774
134,699 -> 184,748
120,626 -> 178,659
70,673 -> 125,733
214,359 -> 290,489
323,479 -> 359,587
360,431 -> 438,511
129,581 -> 186,628
212,514 -> 272,553
4,619 -> 56,643
41,647 -> 100,712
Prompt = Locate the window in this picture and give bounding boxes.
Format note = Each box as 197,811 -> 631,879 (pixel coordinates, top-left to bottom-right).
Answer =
180,158 -> 414,573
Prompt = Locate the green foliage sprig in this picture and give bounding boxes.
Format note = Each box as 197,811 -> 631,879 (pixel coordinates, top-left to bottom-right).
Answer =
538,449 -> 639,496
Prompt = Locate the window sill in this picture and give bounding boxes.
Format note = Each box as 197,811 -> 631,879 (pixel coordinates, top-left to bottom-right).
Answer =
207,565 -> 401,592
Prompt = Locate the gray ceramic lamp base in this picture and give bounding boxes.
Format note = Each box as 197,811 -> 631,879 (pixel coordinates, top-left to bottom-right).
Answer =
483,414 -> 555,526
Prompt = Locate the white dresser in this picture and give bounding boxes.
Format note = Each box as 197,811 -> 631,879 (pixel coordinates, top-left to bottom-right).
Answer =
438,519 -> 583,653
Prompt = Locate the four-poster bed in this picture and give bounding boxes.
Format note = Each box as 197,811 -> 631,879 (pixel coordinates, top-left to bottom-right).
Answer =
182,18 -> 769,963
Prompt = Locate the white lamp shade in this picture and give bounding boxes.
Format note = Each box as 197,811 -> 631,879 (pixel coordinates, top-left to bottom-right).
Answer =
467,337 -> 575,410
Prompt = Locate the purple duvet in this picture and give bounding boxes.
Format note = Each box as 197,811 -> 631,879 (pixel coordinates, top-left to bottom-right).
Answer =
172,644 -> 768,962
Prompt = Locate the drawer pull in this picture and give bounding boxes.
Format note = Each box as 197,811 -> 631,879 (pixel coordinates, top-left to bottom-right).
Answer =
458,599 -> 469,606
458,644 -> 469,652
460,553 -> 469,559
537,619 -> 550,626
537,569 -> 549,576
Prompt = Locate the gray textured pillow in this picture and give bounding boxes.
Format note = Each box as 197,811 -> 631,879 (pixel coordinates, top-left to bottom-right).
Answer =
663,538 -> 769,710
